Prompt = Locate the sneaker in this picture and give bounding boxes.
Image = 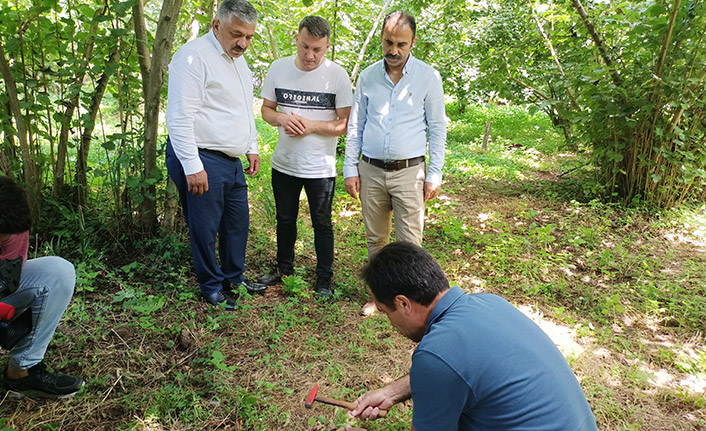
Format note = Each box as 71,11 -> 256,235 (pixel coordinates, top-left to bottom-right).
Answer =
2,362 -> 84,399
257,267 -> 293,286
313,276 -> 333,299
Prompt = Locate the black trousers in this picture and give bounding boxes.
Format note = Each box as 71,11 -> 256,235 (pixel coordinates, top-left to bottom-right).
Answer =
272,169 -> 335,278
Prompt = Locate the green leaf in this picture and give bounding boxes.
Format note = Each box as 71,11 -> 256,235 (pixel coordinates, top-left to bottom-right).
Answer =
647,4 -> 667,16
113,0 -> 138,17
194,14 -> 211,24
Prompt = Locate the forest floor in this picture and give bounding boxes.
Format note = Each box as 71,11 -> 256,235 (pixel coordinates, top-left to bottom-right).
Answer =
1,104 -> 705,430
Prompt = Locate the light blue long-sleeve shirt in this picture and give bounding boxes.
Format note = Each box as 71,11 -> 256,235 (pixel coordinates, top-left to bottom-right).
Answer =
343,55 -> 446,185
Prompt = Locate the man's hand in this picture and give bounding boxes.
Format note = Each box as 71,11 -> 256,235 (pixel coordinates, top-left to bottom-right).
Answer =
290,113 -> 316,137
244,154 -> 260,177
186,170 -> 209,196
280,112 -> 308,137
349,387 -> 395,421
424,182 -> 441,201
349,375 -> 411,421
345,176 -> 360,200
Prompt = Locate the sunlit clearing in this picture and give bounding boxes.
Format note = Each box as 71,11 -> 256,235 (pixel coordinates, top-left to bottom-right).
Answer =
458,275 -> 486,293
664,206 -> 706,249
133,416 -> 164,431
477,212 -> 493,222
338,209 -> 360,217
517,304 -> 587,358
641,364 -> 706,394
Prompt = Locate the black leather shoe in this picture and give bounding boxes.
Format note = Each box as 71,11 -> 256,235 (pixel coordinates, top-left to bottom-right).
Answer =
257,267 -> 294,286
239,280 -> 267,295
202,290 -> 236,311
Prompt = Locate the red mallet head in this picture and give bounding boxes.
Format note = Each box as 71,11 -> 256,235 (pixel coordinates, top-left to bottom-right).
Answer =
304,384 -> 318,409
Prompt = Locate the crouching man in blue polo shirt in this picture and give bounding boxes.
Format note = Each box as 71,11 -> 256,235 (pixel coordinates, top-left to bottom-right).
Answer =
349,242 -> 597,430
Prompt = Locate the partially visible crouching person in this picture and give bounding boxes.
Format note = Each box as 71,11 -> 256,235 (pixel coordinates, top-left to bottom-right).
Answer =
0,176 -> 84,399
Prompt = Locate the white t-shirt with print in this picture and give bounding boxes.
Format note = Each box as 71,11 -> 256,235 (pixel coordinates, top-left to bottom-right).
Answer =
261,56 -> 352,178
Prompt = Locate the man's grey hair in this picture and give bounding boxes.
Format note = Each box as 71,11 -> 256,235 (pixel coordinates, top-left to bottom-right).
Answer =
216,0 -> 258,25
298,16 -> 330,39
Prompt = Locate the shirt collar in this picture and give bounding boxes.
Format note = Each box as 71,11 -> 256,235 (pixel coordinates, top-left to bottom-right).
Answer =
380,53 -> 416,78
402,53 -> 415,75
426,286 -> 465,332
206,30 -> 231,60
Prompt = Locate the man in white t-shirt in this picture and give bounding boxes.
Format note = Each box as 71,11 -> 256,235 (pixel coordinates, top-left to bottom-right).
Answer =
258,16 -> 353,298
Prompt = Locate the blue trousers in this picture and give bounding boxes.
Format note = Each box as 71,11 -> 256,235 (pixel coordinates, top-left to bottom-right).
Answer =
166,140 -> 249,296
10,257 -> 74,370
272,169 -> 335,278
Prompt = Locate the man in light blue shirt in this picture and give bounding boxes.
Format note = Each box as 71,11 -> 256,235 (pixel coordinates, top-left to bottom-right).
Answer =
343,11 -> 446,314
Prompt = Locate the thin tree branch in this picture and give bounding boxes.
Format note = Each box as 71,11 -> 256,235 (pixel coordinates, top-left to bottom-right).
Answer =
350,0 -> 393,84
571,0 -> 622,86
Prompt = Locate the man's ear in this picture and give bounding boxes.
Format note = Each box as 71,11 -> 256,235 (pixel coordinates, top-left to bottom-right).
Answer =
394,295 -> 413,314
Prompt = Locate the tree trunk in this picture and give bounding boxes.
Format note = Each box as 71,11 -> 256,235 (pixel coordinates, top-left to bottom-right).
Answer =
258,0 -> 279,60
571,0 -> 622,87
531,10 -> 579,110
0,146 -> 10,176
54,1 -> 109,197
134,0 -> 185,233
163,16 -> 201,233
0,41 -> 39,218
76,43 -> 121,206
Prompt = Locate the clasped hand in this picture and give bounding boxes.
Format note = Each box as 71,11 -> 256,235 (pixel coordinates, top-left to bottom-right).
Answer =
281,112 -> 313,137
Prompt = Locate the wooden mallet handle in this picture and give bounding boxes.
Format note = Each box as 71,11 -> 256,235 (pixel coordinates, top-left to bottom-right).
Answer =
315,396 -> 388,418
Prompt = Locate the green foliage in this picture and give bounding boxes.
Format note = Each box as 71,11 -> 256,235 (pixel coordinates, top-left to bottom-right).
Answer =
281,274 -> 311,298
448,0 -> 706,207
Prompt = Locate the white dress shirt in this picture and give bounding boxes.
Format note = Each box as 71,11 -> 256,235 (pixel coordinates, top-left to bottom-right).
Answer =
166,30 -> 258,176
343,55 -> 446,185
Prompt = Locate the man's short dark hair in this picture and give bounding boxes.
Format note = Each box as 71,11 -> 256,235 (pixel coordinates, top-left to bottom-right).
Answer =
216,0 -> 258,25
382,11 -> 416,38
0,176 -> 31,234
299,15 -> 330,40
361,242 -> 449,310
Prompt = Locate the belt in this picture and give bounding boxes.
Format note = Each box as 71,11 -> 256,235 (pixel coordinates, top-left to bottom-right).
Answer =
198,148 -> 239,162
362,155 -> 425,171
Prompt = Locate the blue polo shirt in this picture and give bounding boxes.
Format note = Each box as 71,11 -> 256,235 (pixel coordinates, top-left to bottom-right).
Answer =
410,287 -> 597,431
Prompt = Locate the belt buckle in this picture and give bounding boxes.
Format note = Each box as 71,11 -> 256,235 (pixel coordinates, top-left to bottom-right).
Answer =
383,159 -> 395,170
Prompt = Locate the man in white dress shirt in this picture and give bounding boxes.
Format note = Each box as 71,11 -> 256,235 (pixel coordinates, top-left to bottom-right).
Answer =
165,0 -> 266,311
343,11 -> 446,314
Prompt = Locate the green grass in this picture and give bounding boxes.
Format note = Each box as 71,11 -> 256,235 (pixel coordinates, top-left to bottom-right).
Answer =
1,102 -> 705,430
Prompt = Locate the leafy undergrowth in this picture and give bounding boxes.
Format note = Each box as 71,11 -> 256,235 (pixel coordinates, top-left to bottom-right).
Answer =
1,105 -> 705,430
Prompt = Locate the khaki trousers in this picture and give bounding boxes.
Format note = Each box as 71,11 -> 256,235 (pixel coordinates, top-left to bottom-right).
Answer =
359,159 -> 426,257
